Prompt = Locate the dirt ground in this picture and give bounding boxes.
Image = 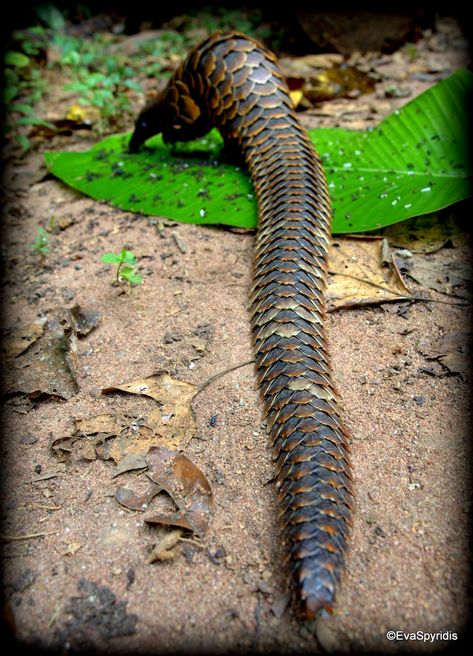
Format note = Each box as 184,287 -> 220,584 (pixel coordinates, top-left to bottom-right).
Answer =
1,11 -> 472,656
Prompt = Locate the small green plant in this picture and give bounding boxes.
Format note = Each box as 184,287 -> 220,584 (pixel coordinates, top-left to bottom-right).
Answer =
3,46 -> 51,151
101,249 -> 143,287
404,42 -> 419,61
30,226 -> 49,255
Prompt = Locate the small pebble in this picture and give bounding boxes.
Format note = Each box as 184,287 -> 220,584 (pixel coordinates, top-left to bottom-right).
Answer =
20,434 -> 38,445
209,415 -> 218,427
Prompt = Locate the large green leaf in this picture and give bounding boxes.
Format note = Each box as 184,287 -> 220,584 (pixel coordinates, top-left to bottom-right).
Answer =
45,131 -> 257,228
315,69 -> 471,232
44,69 -> 471,233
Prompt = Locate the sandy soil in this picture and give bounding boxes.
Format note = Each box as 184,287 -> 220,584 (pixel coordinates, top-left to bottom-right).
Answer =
1,12 -> 471,655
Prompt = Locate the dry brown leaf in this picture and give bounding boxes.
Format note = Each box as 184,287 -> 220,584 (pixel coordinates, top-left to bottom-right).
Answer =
52,372 -> 198,466
68,305 -> 101,337
115,482 -> 161,511
384,214 -> 470,253
327,236 -> 411,310
406,259 -> 471,298
280,54 -> 344,78
74,414 -> 122,435
107,427 -> 157,469
144,446 -> 213,535
145,512 -> 196,533
1,319 -> 46,360
2,317 -> 79,401
418,331 -> 471,375
51,413 -> 123,461
112,452 -> 149,477
102,372 -> 198,449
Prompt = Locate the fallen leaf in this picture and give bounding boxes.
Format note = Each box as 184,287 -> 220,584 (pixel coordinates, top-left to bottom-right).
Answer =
66,104 -> 101,124
112,452 -> 149,477
406,259 -> 471,298
68,305 -> 101,337
1,317 -> 79,401
280,53 -> 344,78
327,236 -> 411,310
102,372 -> 198,449
304,65 -> 375,103
144,512 -> 196,533
289,89 -> 304,109
50,370 -> 199,467
144,446 -> 213,535
418,331 -> 471,375
50,413 -> 123,461
64,543 -> 82,556
50,435 -> 76,460
1,319 -> 46,360
115,482 -> 161,511
384,213 -> 470,253
74,414 -> 122,435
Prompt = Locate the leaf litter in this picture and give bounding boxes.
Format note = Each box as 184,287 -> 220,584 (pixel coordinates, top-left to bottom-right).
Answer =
116,445 -> 214,562
417,331 -> 471,376
1,305 -> 101,404
327,236 -> 411,310
144,446 -> 213,535
0,318 -> 46,360
51,372 -> 199,474
1,316 -> 79,402
384,211 -> 470,254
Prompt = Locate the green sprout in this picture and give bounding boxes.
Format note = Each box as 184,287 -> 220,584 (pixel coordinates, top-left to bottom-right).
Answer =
30,226 -> 49,255
101,249 -> 143,287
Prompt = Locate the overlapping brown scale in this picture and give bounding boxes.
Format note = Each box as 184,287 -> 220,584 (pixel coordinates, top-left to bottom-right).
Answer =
131,32 -> 354,618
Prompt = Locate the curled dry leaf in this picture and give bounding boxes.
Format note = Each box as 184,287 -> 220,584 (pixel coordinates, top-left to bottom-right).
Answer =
51,413 -> 123,461
115,481 -> 161,511
52,371 -> 199,465
291,65 -> 375,106
102,371 -> 198,449
327,235 -> 411,310
144,446 -> 213,536
68,304 -> 101,337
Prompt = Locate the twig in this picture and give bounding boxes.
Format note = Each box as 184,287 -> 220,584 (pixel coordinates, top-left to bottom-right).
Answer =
0,530 -> 58,541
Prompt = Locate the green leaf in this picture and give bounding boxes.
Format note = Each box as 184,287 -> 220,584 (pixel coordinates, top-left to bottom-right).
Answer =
11,102 -> 35,115
35,3 -> 66,30
101,253 -> 122,264
16,116 -> 55,128
44,69 -> 472,234
313,69 -> 472,232
5,51 -> 31,68
45,131 -> 254,229
119,267 -> 142,285
17,134 -> 31,152
121,250 -> 137,265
